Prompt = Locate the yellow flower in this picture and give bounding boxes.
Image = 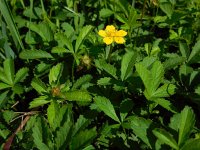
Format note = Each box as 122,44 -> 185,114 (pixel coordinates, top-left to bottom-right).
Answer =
98,25 -> 127,45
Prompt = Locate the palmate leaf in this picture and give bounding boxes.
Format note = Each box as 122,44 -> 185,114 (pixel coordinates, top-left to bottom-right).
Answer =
181,138 -> 200,150
188,39 -> 200,64
75,25 -> 93,53
97,77 -> 112,86
163,56 -> 186,70
14,67 -> 29,84
27,22 -> 53,42
0,69 -> 10,85
151,84 -> 176,98
0,91 -> 9,108
0,82 -> 10,90
49,63 -> 63,85
135,63 -> 151,91
32,117 -> 49,150
19,49 -> 53,59
55,119 -> 73,149
94,96 -> 120,123
178,106 -> 196,147
54,32 -> 74,52
153,128 -> 179,150
3,59 -> 15,85
72,115 -> 90,137
72,74 -> 93,90
70,127 -> 97,150
121,51 -> 137,81
125,116 -> 152,148
29,96 -> 50,108
47,100 -> 59,128
65,90 -> 92,102
31,78 -> 47,94
150,61 -> 164,94
159,1 -> 173,18
152,98 -> 176,113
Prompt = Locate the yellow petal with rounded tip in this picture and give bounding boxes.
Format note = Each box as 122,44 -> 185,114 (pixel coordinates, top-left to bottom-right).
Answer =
103,37 -> 113,45
114,37 -> 125,44
98,30 -> 107,37
105,25 -> 116,32
115,30 -> 127,37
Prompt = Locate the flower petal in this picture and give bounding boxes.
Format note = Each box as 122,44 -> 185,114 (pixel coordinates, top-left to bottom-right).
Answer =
98,30 -> 107,37
105,25 -> 116,33
103,37 -> 113,45
114,37 -> 125,44
115,30 -> 127,37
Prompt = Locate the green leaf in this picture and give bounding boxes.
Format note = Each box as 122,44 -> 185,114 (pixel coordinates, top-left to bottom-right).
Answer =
135,63 -> 151,91
151,98 -> 176,113
55,119 -> 73,149
179,41 -> 189,58
120,99 -> 134,122
121,51 -> 137,81
72,115 -> 90,136
75,25 -> 93,52
97,77 -> 112,86
0,0 -> 24,50
14,67 -> 29,84
19,49 -> 53,59
99,8 -> 113,18
28,22 -> 53,42
0,91 -> 9,108
188,39 -> 200,63
178,106 -> 196,147
163,56 -> 186,70
51,46 -> 70,53
72,74 -> 93,90
126,116 -> 152,148
181,138 -> 200,150
49,63 -> 63,85
0,82 -> 11,90
0,69 -> 10,85
151,84 -> 176,98
65,90 -> 92,102
54,32 -> 74,52
96,60 -> 117,79
29,96 -> 50,108
159,1 -> 173,18
3,59 -> 14,85
31,78 -> 47,94
82,145 -> 95,150
47,100 -> 59,128
169,113 -> 181,131
94,96 -> 120,123
32,118 -> 49,150
153,128 -> 179,150
70,128 -> 97,150
150,61 -> 164,93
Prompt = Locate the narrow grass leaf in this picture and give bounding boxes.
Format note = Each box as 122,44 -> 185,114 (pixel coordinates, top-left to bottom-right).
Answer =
0,0 -> 24,50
